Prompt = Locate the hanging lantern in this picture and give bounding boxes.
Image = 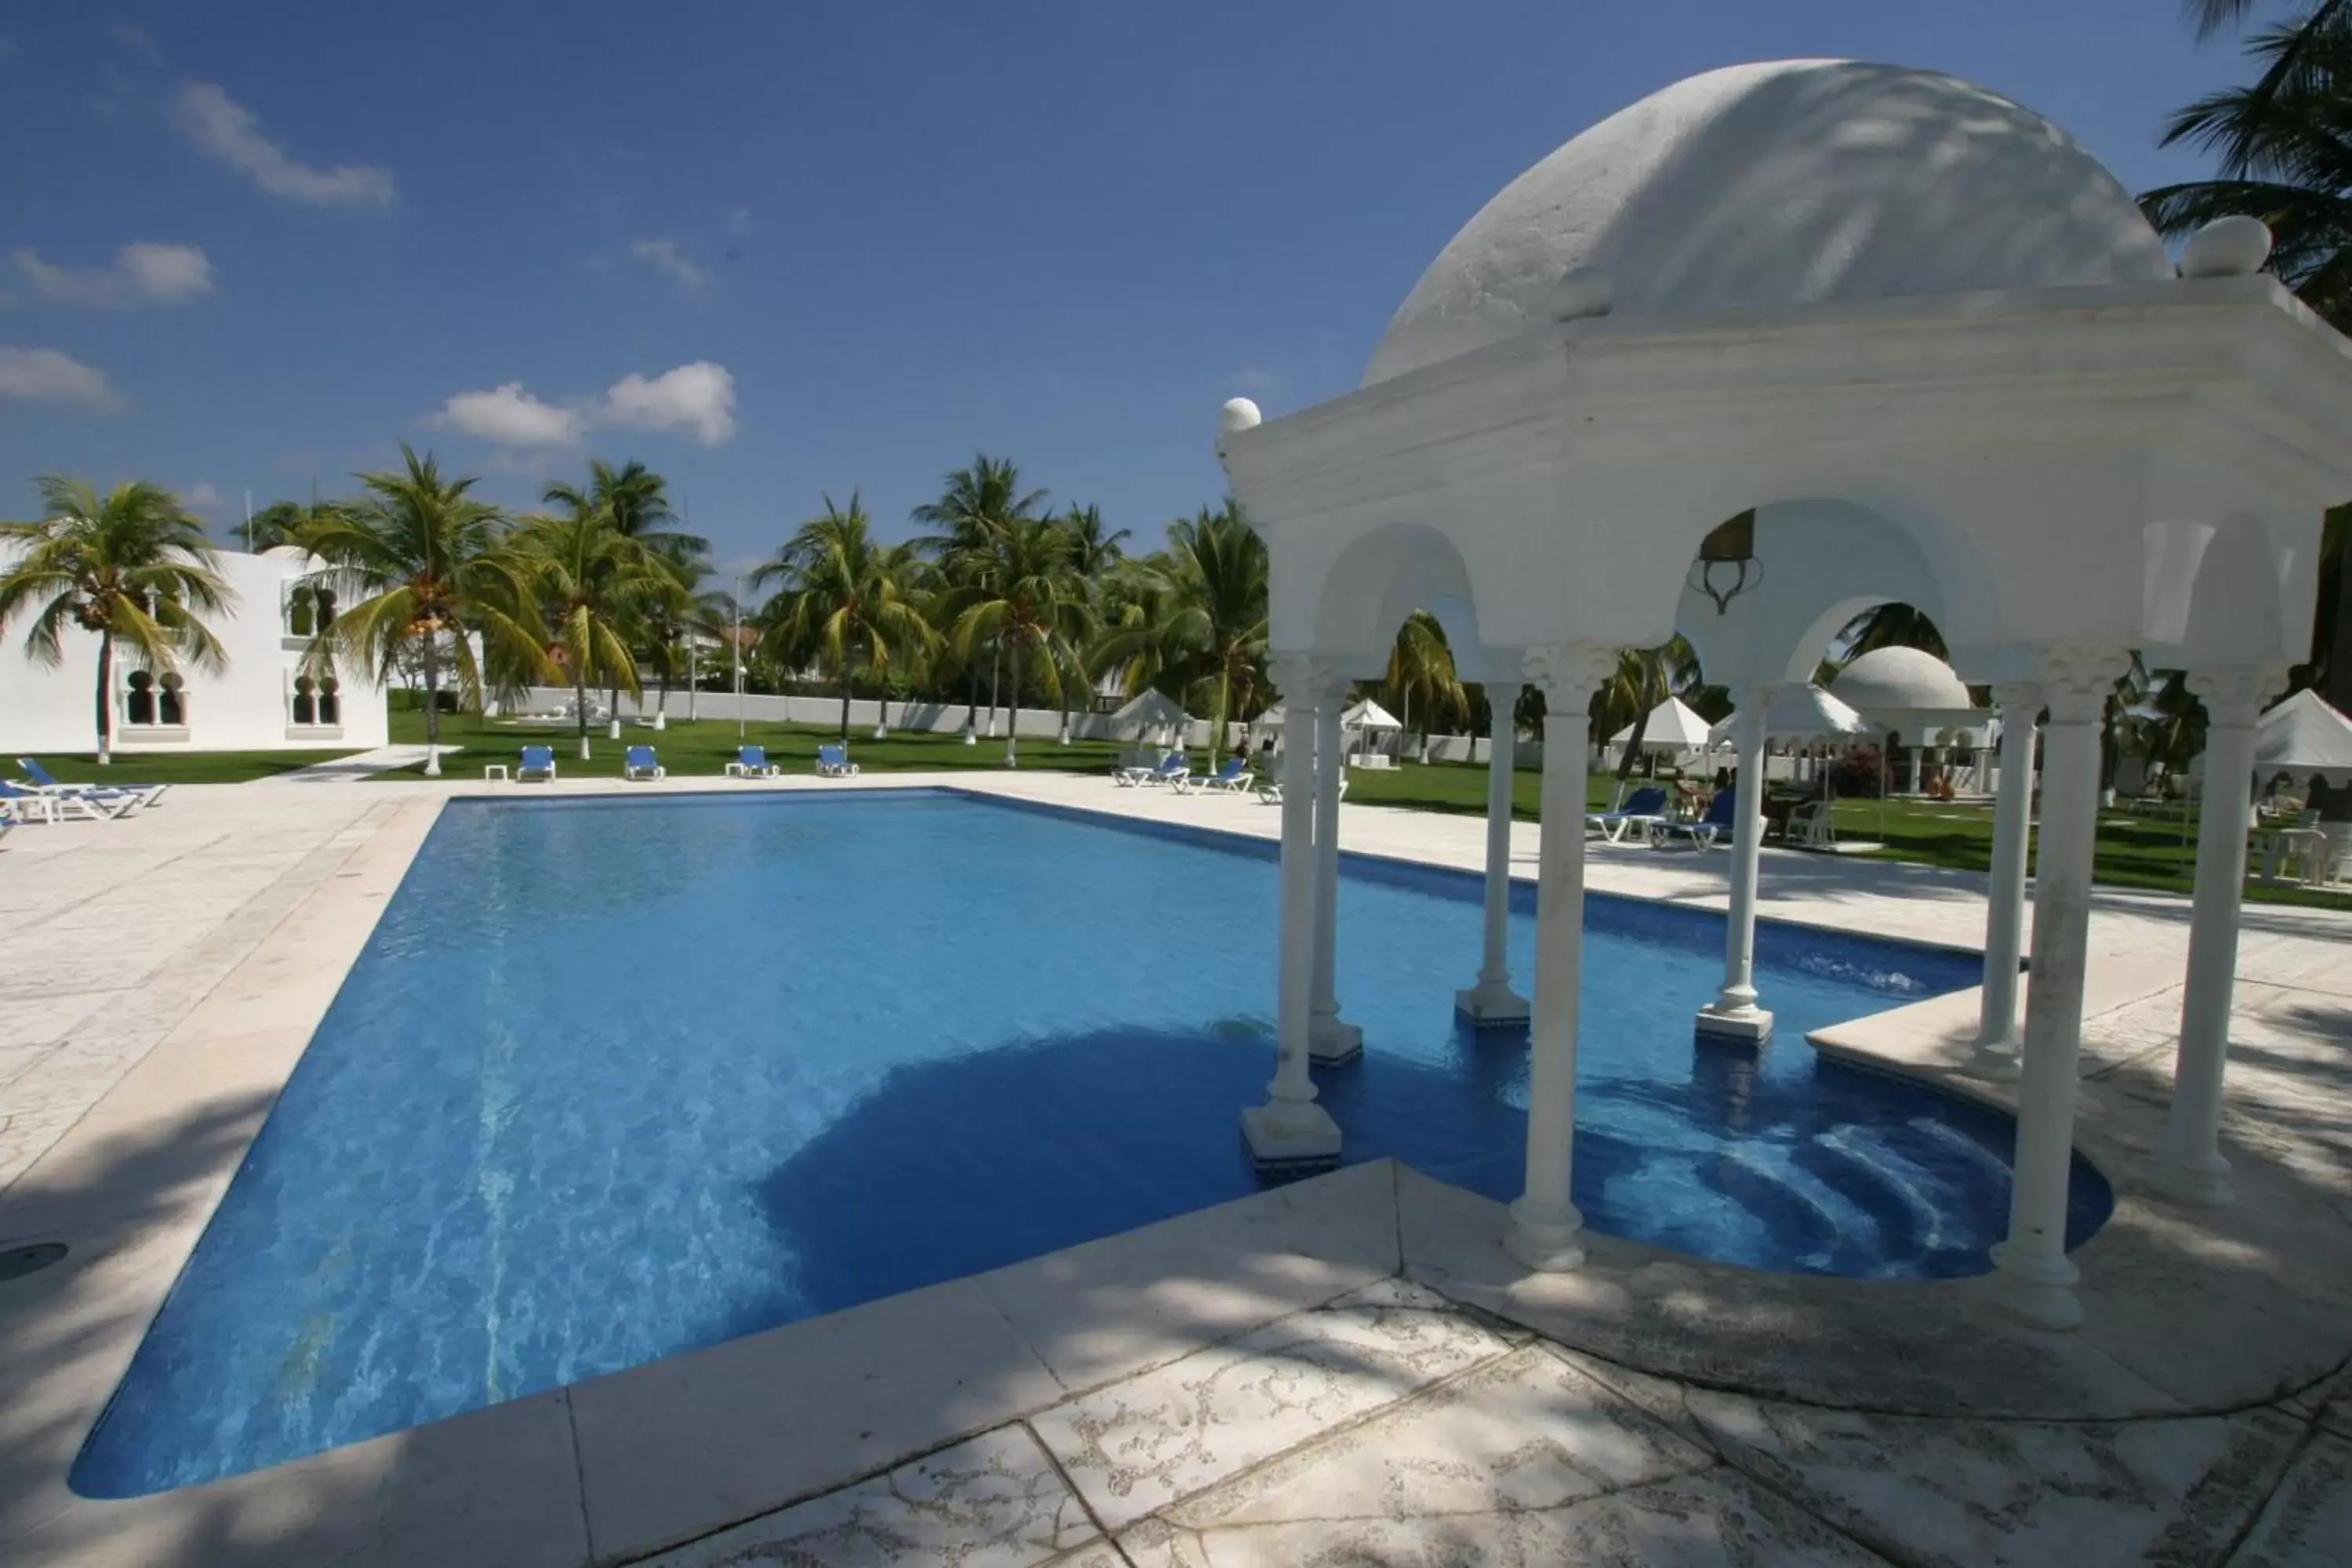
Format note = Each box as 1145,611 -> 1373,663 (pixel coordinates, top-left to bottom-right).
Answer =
1688,510 -> 1762,615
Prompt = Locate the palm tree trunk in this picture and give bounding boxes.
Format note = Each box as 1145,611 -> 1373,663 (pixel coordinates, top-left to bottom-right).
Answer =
1614,710 -> 1651,795
1004,646 -> 1022,767
966,666 -> 981,738
987,644 -> 1002,738
421,633 -> 444,777
840,663 -> 853,742
94,629 -> 113,765
2317,528 -> 2352,820
576,673 -> 591,760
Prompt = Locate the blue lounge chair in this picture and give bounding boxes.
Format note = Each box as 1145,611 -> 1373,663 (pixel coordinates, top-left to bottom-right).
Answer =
1115,753 -> 1188,788
1650,786 -> 1741,850
1177,757 -> 1251,795
517,745 -> 557,782
20,757 -> 166,809
725,745 -> 778,779
624,745 -> 665,781
816,743 -> 859,778
1588,786 -> 1669,844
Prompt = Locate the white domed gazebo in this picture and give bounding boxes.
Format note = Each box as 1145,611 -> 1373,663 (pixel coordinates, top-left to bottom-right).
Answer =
1831,646 -> 1984,742
1214,59 -> 2352,1332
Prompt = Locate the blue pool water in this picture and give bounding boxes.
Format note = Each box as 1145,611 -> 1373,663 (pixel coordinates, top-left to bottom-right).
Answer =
76,789 -> 2110,1495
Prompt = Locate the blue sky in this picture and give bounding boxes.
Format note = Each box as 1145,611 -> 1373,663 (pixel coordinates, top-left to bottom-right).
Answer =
0,2 -> 2262,575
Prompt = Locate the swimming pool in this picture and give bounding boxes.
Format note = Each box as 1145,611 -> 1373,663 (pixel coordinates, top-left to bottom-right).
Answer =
74,789 -> 2110,1496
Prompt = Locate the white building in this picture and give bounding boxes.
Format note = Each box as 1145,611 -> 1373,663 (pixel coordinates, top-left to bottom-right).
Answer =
0,546 -> 389,755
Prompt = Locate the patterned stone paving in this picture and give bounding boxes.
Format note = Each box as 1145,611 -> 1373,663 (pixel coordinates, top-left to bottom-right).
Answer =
640,1279 -> 2352,1567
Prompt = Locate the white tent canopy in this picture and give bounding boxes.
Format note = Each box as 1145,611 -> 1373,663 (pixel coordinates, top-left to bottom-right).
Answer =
1706,684 -> 1871,746
1611,695 -> 1711,751
2256,688 -> 2352,787
1111,688 -> 1189,734
1341,698 -> 1402,731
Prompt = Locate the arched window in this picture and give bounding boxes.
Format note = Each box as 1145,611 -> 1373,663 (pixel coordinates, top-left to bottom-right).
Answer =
289,586 -> 316,638
125,670 -> 155,726
158,672 -> 184,727
292,675 -> 316,726
315,587 -> 337,632
318,675 -> 340,726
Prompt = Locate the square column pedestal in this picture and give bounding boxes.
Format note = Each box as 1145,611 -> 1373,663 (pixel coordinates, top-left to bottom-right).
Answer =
1240,1101 -> 1343,1170
1693,1001 -> 1775,1042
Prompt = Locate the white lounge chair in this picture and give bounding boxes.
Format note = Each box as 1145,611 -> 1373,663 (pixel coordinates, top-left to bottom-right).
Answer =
1650,788 -> 1740,850
20,759 -> 165,809
1787,798 -> 1838,850
1115,754 -> 1187,787
1256,775 -> 1347,805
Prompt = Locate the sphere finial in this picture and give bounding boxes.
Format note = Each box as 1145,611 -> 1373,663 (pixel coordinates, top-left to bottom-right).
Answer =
1220,397 -> 1262,435
2180,216 -> 2273,279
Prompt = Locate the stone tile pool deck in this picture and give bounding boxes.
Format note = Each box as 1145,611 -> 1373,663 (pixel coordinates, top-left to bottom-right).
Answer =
0,771 -> 2347,1566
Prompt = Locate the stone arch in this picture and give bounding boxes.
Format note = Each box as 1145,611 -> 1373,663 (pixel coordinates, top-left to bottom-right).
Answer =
2143,510 -> 2312,670
1301,522 -> 1505,680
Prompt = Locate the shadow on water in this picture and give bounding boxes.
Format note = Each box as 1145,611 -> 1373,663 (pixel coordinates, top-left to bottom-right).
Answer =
736,1016 -> 2116,1345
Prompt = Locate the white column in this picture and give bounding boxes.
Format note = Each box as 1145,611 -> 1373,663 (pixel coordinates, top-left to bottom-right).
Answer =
2158,666 -> 2283,1206
1457,681 -> 1531,1025
1508,644 -> 1616,1272
1991,644 -> 2130,1330
1241,655 -> 1343,1167
1973,684 -> 2042,1073
1698,683 -> 1776,1040
1309,684 -> 1363,1063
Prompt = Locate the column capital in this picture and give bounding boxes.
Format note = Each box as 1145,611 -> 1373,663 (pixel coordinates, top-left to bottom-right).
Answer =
1522,642 -> 1617,706
2034,644 -> 2133,724
1268,654 -> 1351,709
2186,664 -> 2288,725
1991,681 -> 2042,715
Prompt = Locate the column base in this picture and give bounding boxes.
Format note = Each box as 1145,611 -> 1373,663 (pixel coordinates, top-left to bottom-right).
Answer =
1454,980 -> 1531,1026
1240,1101 -> 1342,1170
1965,1036 -> 2023,1081
1308,1016 -> 1363,1065
1988,1240 -> 2083,1330
1504,1198 -> 1587,1272
2151,1152 -> 2234,1208
1694,1001 -> 1773,1042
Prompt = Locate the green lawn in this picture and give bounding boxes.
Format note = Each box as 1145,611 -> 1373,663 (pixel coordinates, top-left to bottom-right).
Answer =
9,748 -> 359,785
28,717 -> 2339,909
379,710 -> 1139,780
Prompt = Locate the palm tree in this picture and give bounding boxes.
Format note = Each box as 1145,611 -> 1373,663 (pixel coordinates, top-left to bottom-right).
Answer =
0,477 -> 230,764
1596,637 -> 1702,789
543,460 -> 704,723
513,506 -> 675,758
753,493 -> 935,742
1093,502 -> 1270,768
1385,610 -> 1467,754
911,456 -> 1050,736
296,447 -> 544,775
1835,602 -> 1949,660
940,514 -> 1091,766
1063,503 -> 1131,583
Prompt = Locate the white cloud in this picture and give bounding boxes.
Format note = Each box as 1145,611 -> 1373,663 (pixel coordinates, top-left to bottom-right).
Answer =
434,382 -> 586,446
168,81 -> 396,209
723,205 -> 753,236
14,242 -> 214,307
599,361 -> 735,445
183,482 -> 226,512
0,347 -> 123,411
629,238 -> 709,289
430,361 -> 736,449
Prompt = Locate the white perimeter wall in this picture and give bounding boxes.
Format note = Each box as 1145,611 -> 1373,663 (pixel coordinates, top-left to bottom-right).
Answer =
0,548 -> 389,755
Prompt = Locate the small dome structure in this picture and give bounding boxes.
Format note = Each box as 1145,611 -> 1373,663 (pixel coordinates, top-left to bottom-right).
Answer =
1365,60 -> 2174,383
1831,646 -> 1973,713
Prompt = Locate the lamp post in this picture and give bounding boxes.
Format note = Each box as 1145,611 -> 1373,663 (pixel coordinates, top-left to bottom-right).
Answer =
733,575 -> 746,742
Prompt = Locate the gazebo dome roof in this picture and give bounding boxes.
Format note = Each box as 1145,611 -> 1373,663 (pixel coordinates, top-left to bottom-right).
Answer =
1364,60 -> 2174,384
1830,645 -> 1975,715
